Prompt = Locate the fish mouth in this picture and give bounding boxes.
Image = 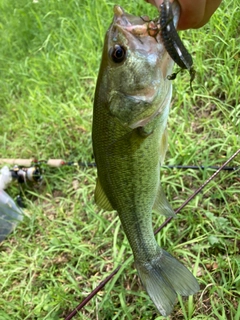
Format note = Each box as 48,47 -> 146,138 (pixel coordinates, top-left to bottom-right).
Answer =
113,5 -> 148,28
112,4 -> 180,36
112,6 -> 157,41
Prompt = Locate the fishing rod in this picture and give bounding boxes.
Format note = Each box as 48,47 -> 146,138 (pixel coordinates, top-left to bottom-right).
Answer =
0,159 -> 238,172
64,148 -> 240,320
164,164 -> 239,171
0,155 -> 238,243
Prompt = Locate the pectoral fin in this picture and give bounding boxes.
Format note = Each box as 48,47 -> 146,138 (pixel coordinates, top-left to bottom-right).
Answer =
94,178 -> 114,211
153,184 -> 175,217
159,128 -> 168,165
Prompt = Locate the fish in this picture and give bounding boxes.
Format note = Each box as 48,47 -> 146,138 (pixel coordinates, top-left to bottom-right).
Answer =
92,4 -> 199,317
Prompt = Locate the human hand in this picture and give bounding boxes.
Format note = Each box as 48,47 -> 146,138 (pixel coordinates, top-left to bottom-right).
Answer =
144,0 -> 222,30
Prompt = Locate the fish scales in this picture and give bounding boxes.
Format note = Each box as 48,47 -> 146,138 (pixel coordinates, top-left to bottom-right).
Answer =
92,4 -> 199,317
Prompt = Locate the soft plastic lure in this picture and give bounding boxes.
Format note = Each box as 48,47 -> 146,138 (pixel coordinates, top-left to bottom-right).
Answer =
160,0 -> 195,90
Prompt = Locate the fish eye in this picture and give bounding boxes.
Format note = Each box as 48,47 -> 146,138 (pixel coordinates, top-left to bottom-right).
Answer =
109,45 -> 126,63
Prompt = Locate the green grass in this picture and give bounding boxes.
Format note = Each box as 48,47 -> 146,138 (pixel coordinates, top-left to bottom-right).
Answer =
0,0 -> 239,319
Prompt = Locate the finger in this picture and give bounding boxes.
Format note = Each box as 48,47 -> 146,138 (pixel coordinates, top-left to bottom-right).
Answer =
177,0 -> 222,30
194,0 -> 222,28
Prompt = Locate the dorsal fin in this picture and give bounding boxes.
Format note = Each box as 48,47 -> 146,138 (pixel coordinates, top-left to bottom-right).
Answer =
94,178 -> 114,211
153,184 -> 175,217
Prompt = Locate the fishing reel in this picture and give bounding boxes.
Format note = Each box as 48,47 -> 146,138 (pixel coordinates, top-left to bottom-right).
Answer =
10,165 -> 42,184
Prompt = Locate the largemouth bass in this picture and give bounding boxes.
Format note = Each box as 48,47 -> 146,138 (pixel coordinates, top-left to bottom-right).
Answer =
92,4 -> 199,316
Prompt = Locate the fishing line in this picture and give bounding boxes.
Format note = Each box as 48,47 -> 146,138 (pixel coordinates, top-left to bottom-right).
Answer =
64,149 -> 240,320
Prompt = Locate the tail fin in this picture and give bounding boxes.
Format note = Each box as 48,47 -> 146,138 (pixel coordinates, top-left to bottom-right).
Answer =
135,249 -> 199,317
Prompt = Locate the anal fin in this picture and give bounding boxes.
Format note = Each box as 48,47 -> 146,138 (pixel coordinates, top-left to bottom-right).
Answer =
153,184 -> 175,217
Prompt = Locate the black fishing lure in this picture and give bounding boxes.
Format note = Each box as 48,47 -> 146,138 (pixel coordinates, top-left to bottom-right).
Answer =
160,0 -> 195,90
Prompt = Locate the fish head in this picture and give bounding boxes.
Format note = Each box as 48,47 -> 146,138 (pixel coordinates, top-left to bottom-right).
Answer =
98,5 -> 179,128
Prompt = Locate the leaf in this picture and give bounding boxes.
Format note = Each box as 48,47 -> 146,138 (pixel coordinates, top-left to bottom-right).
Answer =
208,235 -> 220,246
